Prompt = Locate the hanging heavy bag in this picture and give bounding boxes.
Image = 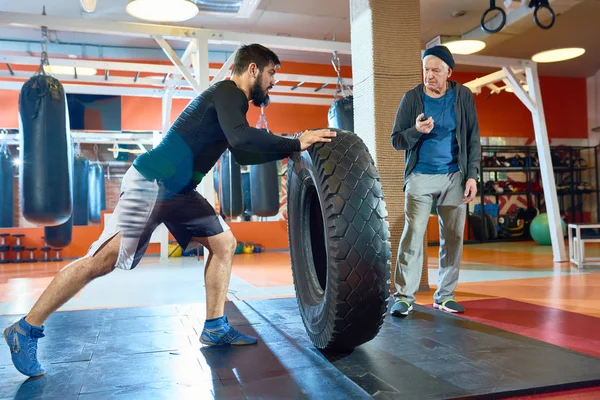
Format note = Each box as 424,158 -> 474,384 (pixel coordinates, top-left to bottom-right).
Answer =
242,171 -> 252,213
45,135 -> 75,248
0,150 -> 14,228
44,214 -> 73,249
88,163 -> 106,223
19,73 -> 72,225
250,161 -> 280,217
249,106 -> 279,216
327,95 -> 354,132
218,150 -> 243,218
73,153 -> 89,226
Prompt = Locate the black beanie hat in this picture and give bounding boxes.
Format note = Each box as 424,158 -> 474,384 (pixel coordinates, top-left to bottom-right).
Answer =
422,45 -> 455,70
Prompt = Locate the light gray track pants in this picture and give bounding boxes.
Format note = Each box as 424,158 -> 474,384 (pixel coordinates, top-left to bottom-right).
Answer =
394,171 -> 466,305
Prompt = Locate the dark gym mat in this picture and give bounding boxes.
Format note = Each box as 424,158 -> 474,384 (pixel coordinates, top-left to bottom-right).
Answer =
1,298 -> 599,399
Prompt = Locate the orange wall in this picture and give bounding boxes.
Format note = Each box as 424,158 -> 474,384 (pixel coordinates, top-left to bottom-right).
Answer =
0,61 -> 590,253
0,221 -> 287,260
0,66 -> 587,139
121,96 -> 330,133
121,70 -> 588,138
452,72 -> 588,139
0,91 -> 19,129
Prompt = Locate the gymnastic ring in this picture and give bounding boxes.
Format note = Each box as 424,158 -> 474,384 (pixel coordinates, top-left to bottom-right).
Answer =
480,1 -> 507,34
534,4 -> 555,29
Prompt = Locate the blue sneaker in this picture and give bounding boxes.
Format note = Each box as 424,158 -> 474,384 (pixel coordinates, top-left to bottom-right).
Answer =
200,316 -> 257,346
3,317 -> 45,377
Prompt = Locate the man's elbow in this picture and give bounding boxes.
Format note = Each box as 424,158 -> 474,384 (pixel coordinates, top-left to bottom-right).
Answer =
391,134 -> 405,151
227,132 -> 251,150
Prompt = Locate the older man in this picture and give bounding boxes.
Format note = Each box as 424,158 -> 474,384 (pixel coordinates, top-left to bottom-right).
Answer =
390,45 -> 481,316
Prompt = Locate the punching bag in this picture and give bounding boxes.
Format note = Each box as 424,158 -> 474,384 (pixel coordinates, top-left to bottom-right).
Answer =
19,74 -> 72,225
0,150 -> 14,227
218,150 -> 243,218
45,136 -> 75,248
88,163 -> 106,223
242,172 -> 252,213
328,95 -> 354,132
44,214 -> 73,248
250,161 -> 280,217
73,153 -> 89,226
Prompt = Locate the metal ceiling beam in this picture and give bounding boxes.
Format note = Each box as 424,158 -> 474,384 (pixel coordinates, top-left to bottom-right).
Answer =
0,55 -> 353,85
0,38 -> 234,63
0,70 -> 338,96
463,68 -> 524,93
0,12 -> 351,54
210,52 -> 235,85
452,54 -> 531,69
503,66 -> 536,112
1,132 -> 156,146
154,36 -> 201,93
0,81 -> 334,105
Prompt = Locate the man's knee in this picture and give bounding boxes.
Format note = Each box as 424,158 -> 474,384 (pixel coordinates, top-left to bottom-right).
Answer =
88,234 -> 120,278
209,230 -> 237,259
224,231 -> 237,257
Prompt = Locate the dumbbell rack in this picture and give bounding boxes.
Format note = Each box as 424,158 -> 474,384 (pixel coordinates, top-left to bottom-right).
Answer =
469,144 -> 600,243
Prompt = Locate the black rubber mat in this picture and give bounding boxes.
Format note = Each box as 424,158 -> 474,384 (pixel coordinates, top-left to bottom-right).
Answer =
1,298 -> 599,399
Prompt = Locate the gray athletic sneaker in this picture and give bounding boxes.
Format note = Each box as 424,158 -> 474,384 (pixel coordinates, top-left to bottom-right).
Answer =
391,300 -> 413,317
434,299 -> 465,313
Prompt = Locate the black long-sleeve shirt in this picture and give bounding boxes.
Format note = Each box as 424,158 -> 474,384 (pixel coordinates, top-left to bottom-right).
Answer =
133,80 -> 300,193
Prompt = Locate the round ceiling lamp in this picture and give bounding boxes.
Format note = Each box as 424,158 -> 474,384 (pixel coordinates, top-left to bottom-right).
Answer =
126,0 -> 199,22
443,39 -> 486,55
531,47 -> 585,63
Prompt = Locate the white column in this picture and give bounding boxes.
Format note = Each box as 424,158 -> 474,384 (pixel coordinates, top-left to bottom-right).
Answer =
586,70 -> 600,223
193,38 -> 215,264
158,85 -> 174,263
587,70 -> 600,143
192,38 -> 216,208
525,62 -> 567,262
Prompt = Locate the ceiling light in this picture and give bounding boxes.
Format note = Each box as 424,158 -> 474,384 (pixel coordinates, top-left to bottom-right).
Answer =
125,0 -> 199,22
443,40 -> 486,55
44,65 -> 98,76
531,48 -> 585,63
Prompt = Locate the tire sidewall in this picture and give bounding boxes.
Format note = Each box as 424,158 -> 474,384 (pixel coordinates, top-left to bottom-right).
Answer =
287,150 -> 333,339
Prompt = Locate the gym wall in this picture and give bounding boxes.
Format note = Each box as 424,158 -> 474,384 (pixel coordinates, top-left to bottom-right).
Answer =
0,61 -> 590,255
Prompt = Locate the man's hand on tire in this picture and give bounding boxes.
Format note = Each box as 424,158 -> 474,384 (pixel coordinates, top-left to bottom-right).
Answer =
298,129 -> 337,151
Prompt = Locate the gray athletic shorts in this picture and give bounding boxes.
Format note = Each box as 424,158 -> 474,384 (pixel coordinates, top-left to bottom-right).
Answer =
86,166 -> 229,270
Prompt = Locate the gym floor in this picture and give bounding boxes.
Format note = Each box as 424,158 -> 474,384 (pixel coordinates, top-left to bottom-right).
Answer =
1,241 -> 599,399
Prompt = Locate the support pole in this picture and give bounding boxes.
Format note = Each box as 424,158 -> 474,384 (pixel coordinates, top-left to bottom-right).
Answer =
192,38 -> 211,92
525,62 -> 567,262
154,36 -> 201,94
159,85 -> 174,263
503,67 -> 536,113
349,0 -> 427,292
210,52 -> 235,85
192,37 -> 215,262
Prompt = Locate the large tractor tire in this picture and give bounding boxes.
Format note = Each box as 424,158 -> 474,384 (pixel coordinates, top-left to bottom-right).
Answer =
287,129 -> 391,351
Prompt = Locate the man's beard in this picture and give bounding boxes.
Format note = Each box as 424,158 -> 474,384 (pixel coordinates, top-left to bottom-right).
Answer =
250,76 -> 270,108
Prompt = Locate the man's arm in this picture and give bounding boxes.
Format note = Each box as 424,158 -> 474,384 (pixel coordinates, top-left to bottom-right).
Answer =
230,147 -> 292,165
213,83 -> 300,153
391,91 -> 422,151
465,89 -> 481,182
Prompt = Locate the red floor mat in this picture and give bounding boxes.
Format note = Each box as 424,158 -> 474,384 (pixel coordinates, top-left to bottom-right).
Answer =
457,298 -> 600,358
